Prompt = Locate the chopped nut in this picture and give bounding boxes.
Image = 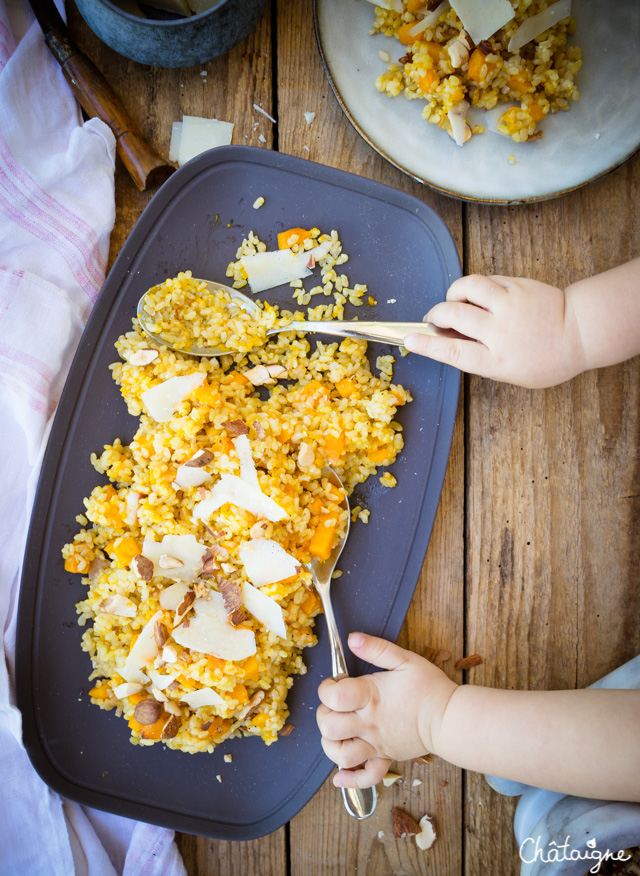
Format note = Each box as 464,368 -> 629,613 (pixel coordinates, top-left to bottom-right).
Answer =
527,131 -> 544,142
222,419 -> 249,436
151,687 -> 167,702
211,544 -> 229,561
129,348 -> 159,367
455,654 -> 483,670
251,420 -> 266,439
398,52 -> 413,64
133,699 -> 163,725
297,442 -> 315,468
165,701 -> 182,716
243,364 -> 272,386
239,689 -> 266,720
161,715 -> 180,739
162,644 -> 178,664
200,720 -> 212,731
458,28 -> 474,50
99,594 -> 137,617
412,779 -> 422,787
183,448 -> 214,468
131,554 -> 153,581
227,608 -> 250,626
448,38 -> 469,68
382,771 -> 402,787
279,723 -> 294,737
249,519 -> 272,539
266,364 -> 288,380
154,620 -> 169,649
175,590 -> 195,620
88,556 -> 109,581
391,808 -> 421,839
415,815 -> 437,851
223,753 -> 232,763
193,581 -> 210,598
219,578 -> 242,612
159,554 -> 184,570
220,562 -> 235,575
478,39 -> 493,54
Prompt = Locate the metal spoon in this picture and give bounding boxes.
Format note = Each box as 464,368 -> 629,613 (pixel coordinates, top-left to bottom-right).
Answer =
137,278 -> 439,356
308,468 -> 377,820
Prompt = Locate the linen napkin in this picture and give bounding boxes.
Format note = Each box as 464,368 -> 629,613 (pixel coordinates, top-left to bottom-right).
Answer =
0,1 -> 187,872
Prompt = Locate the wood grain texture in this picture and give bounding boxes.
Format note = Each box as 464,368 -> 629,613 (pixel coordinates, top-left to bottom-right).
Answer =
463,154 -> 640,875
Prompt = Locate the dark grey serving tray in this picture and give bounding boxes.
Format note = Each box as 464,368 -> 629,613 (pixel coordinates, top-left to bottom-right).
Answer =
17,146 -> 460,840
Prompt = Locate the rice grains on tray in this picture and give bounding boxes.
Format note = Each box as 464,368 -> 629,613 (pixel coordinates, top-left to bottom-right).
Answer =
370,0 -> 582,145
62,228 -> 411,753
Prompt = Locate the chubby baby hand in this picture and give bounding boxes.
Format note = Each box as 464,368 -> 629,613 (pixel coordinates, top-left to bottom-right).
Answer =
316,632 -> 457,789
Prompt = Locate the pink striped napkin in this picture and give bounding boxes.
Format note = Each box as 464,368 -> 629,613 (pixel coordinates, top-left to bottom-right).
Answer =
0,1 -> 187,873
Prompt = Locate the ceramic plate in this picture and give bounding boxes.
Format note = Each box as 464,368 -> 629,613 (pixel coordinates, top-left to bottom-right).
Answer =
314,0 -> 640,203
17,146 -> 460,839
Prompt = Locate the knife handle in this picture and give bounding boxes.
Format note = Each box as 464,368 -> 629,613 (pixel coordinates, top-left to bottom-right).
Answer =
46,30 -> 174,192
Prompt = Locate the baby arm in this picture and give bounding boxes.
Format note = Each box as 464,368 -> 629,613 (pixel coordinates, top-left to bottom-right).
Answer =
403,257 -> 640,389
317,632 -> 640,801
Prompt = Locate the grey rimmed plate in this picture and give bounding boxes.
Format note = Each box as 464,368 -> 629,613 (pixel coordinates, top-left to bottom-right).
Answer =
313,0 -> 640,204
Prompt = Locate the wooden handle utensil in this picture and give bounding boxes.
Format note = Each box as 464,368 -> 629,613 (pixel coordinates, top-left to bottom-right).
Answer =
29,0 -> 175,192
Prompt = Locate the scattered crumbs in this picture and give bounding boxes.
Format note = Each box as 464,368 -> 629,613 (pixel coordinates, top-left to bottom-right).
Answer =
253,103 -> 277,124
180,83 -> 184,88
216,774 -> 222,782
258,133 -> 266,144
252,121 -> 259,131
224,754 -> 233,763
200,70 -> 206,76
75,514 -> 88,525
378,830 -> 385,839
412,779 -> 422,787
379,472 -> 397,488
253,196 -> 265,210
304,111 -> 316,125
386,298 -> 396,304
367,295 -> 377,306
508,154 -> 516,165
378,49 -> 390,63
303,144 -> 310,152
331,569 -> 343,578
594,132 -> 601,140
478,799 -> 482,805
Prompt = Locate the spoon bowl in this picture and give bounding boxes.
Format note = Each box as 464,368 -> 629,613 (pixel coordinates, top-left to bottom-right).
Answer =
308,467 -> 377,820
137,277 -> 440,357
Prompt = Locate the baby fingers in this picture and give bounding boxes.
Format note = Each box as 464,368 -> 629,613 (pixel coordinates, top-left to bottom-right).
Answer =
333,757 -> 392,790
317,675 -> 370,712
316,702 -> 364,742
320,735 -> 378,770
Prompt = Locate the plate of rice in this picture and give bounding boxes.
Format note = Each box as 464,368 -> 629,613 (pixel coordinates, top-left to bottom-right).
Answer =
313,0 -> 640,203
17,146 -> 460,839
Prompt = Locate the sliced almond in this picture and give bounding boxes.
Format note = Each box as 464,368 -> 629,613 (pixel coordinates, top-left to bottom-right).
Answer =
88,556 -> 109,581
239,689 -> 265,720
133,699 -> 163,725
227,608 -> 250,627
243,364 -> 272,386
161,714 -> 181,739
455,654 -> 483,670
218,578 -> 242,612
154,620 -> 169,649
382,771 -> 402,787
183,448 -> 214,468
162,644 -> 178,664
391,808 -> 421,840
266,364 -> 288,380
222,419 -> 249,436
129,348 -> 159,367
131,554 -> 154,581
249,519 -> 272,539
297,442 -> 315,468
159,554 -> 184,570
164,700 -> 182,716
175,590 -> 196,620
279,723 -> 294,737
100,594 -> 137,617
416,815 -> 437,851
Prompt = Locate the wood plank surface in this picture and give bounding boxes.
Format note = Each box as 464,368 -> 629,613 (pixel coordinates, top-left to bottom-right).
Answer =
463,157 -> 640,875
65,0 -> 640,871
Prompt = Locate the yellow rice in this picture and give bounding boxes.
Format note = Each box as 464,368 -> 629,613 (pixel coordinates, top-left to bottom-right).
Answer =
62,231 -> 411,753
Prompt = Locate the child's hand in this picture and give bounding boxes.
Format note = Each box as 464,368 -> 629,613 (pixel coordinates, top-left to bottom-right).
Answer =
316,632 -> 457,789
404,274 -> 586,389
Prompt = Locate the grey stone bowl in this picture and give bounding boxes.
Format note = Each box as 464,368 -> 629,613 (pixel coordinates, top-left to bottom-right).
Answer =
74,0 -> 268,68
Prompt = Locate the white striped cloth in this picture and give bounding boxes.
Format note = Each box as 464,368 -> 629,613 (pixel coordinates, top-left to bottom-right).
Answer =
0,1 -> 187,873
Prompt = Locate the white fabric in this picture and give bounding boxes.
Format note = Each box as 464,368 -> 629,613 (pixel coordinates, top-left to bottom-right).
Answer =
0,1 -> 187,873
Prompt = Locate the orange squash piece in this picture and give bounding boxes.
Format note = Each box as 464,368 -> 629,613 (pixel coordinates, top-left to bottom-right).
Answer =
112,537 -> 141,567
468,49 -> 496,84
277,227 -> 310,250
418,68 -> 439,92
323,431 -> 346,464
308,516 -> 339,561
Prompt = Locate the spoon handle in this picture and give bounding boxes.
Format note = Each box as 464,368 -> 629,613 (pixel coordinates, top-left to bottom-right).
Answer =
318,589 -> 377,819
280,320 -> 439,347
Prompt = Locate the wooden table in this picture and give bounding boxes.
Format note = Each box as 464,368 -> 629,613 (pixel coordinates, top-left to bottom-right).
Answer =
67,2 -> 640,872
